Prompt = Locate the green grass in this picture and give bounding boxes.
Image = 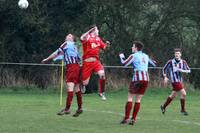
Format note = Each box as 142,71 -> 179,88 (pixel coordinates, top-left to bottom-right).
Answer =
0,87 -> 200,133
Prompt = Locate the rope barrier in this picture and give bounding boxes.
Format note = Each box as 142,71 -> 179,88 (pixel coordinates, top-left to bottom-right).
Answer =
0,62 -> 200,70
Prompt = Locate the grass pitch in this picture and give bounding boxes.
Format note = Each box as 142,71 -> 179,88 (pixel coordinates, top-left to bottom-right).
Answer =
0,87 -> 200,133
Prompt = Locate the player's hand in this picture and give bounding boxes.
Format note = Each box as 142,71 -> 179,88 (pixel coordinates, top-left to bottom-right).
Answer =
119,53 -> 125,59
41,58 -> 48,64
163,77 -> 169,85
106,41 -> 110,45
106,41 -> 111,48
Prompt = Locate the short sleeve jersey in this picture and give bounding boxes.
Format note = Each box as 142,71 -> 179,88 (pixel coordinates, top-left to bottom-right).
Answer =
81,34 -> 106,60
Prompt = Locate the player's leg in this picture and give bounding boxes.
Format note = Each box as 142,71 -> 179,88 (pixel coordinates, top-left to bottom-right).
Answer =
180,88 -> 188,115
81,61 -> 93,92
82,77 -> 90,86
94,61 -> 106,100
97,70 -> 106,100
120,92 -> 134,124
57,82 -> 75,115
130,94 -> 143,125
161,91 -> 177,114
73,83 -> 83,117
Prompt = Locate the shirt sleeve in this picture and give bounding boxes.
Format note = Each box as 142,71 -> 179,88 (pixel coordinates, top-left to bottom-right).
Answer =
81,34 -> 90,44
149,59 -> 156,67
181,60 -> 191,73
183,60 -> 190,70
98,37 -> 106,49
162,60 -> 171,76
58,41 -> 68,54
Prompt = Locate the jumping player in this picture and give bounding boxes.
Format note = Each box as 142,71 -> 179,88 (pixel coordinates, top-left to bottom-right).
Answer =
160,48 -> 191,115
42,34 -> 83,117
80,26 -> 110,100
119,41 -> 156,125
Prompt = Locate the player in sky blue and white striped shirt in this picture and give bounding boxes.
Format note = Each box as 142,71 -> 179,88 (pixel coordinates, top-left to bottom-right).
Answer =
119,41 -> 156,125
160,48 -> 191,116
42,34 -> 83,117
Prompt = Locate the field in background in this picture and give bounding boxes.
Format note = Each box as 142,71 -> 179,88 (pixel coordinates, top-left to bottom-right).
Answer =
0,87 -> 200,133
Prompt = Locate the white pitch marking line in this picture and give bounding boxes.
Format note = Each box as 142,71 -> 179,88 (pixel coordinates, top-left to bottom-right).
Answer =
172,120 -> 200,126
82,108 -> 200,127
83,108 -> 124,116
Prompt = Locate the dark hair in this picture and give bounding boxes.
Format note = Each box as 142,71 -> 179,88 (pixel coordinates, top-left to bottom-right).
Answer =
133,41 -> 144,51
90,24 -> 96,29
174,48 -> 182,53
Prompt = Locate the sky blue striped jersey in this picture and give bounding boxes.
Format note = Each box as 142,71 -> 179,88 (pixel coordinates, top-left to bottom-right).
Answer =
53,41 -> 81,65
120,51 -> 156,81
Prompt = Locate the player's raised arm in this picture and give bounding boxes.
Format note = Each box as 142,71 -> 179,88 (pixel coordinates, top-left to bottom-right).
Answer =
80,26 -> 96,41
119,53 -> 134,67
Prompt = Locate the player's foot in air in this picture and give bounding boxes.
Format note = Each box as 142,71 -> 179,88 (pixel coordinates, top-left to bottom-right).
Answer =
160,105 -> 165,114
99,93 -> 106,100
73,109 -> 83,117
129,119 -> 136,126
57,109 -> 70,115
181,111 -> 189,116
120,118 -> 129,124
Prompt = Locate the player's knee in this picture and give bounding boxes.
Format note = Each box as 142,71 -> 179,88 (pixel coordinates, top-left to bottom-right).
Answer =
183,91 -> 186,96
75,85 -> 80,92
135,95 -> 142,103
67,87 -> 73,92
82,81 -> 88,86
128,97 -> 133,102
170,93 -> 176,98
99,75 -> 105,79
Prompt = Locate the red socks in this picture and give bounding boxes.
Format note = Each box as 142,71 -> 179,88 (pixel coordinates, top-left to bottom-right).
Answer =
76,91 -> 82,110
99,79 -> 105,94
132,102 -> 140,121
65,91 -> 73,110
125,102 -> 132,120
65,91 -> 82,111
180,99 -> 185,112
163,97 -> 173,109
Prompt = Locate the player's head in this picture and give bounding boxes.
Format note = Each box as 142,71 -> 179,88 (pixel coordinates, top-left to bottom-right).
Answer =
132,41 -> 144,53
174,48 -> 182,60
65,34 -> 75,41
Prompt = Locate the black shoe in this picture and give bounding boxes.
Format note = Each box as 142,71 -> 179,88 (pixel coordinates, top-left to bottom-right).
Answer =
160,105 -> 165,114
129,119 -> 136,126
120,119 -> 129,124
73,109 -> 83,117
181,111 -> 189,116
57,109 -> 70,116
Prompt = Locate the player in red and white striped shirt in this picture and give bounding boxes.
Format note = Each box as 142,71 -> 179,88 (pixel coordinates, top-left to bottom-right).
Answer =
119,41 -> 156,125
42,34 -> 82,117
160,48 -> 191,115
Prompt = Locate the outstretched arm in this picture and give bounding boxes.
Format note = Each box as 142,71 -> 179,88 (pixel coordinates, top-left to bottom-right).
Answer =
41,42 -> 66,63
119,53 -> 134,67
